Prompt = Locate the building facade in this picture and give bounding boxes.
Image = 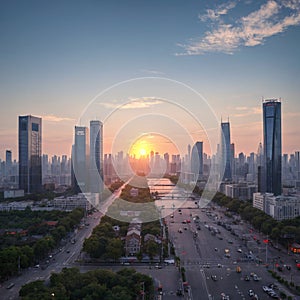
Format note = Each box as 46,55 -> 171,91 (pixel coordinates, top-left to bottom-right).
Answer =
89,120 -> 103,194
191,141 -> 203,181
253,192 -> 300,221
263,99 -> 282,195
18,115 -> 42,193
72,126 -> 88,193
221,121 -> 232,181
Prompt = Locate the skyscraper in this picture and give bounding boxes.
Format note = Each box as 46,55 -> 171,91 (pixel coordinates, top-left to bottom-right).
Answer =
89,120 -> 103,194
221,121 -> 232,181
18,115 -> 42,193
191,141 -> 203,181
263,99 -> 282,196
72,126 -> 88,193
5,150 -> 12,178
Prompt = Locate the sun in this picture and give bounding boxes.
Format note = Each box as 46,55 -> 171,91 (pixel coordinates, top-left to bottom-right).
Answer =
139,148 -> 147,156
129,139 -> 150,158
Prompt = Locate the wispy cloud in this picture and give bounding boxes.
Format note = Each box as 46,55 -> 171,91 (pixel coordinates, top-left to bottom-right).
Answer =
98,97 -> 164,110
199,1 -> 237,22
178,0 -> 300,55
43,114 -> 75,122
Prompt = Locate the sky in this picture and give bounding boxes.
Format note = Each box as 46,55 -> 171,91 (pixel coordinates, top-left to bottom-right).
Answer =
1,0 -> 300,160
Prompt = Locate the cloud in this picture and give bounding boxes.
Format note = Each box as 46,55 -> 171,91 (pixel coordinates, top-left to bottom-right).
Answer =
98,97 -> 164,110
43,114 -> 75,122
178,0 -> 300,55
199,1 -> 238,22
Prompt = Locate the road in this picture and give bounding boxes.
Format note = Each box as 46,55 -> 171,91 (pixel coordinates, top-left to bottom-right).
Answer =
165,197 -> 298,300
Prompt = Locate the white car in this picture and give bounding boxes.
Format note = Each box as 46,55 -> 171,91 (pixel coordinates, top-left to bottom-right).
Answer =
248,289 -> 254,297
262,286 -> 272,292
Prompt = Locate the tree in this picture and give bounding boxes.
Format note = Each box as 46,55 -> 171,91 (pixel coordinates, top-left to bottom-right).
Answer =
144,240 -> 159,261
106,239 -> 123,261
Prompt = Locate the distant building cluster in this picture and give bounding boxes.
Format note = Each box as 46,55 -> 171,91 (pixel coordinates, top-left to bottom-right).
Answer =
1,98 -> 300,220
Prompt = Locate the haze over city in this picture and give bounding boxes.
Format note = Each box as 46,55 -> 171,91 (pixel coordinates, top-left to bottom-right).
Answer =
1,0 -> 300,160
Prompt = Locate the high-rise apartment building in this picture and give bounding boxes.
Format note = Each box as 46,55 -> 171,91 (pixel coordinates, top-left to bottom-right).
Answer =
263,99 -> 282,196
221,121 -> 232,181
18,115 -> 42,193
89,120 -> 103,194
72,126 -> 88,193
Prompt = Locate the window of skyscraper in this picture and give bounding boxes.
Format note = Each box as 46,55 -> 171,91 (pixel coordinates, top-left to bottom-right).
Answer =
32,123 -> 39,131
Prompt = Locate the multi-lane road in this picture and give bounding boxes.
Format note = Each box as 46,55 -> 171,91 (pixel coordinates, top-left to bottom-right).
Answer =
166,198 -> 298,300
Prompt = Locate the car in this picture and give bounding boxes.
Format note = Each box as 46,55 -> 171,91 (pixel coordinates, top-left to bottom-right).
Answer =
214,248 -> 218,251
248,289 -> 254,297
211,275 -> 217,281
237,248 -> 242,253
285,265 -> 291,270
268,291 -> 279,299
221,293 -> 230,300
228,240 -> 233,244
34,264 -> 40,268
262,286 -> 272,292
277,266 -> 283,272
66,250 -> 70,253
244,275 -> 250,281
268,283 -> 278,290
178,228 -> 183,233
182,220 -> 187,224
6,283 -> 15,289
184,227 -> 188,230
176,289 -> 183,296
197,226 -> 201,230
253,274 -> 260,281
217,263 -> 222,268
170,214 -> 174,218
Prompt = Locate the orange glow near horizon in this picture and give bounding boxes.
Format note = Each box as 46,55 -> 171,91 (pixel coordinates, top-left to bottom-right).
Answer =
129,134 -> 178,158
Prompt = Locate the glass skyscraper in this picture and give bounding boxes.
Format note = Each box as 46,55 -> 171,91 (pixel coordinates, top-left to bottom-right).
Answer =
191,141 -> 203,181
72,126 -> 88,193
221,121 -> 232,181
18,115 -> 42,193
263,99 -> 282,196
89,120 -> 103,194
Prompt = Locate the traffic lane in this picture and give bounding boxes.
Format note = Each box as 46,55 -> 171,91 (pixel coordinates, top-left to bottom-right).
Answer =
168,210 -> 214,300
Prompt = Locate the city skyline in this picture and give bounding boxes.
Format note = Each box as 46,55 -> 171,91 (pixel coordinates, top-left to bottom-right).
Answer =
1,1 -> 300,160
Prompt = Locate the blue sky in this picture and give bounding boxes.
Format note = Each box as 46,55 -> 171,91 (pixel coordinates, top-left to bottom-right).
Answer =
1,0 -> 300,160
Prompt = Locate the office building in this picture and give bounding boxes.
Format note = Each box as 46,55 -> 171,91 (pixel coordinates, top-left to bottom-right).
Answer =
18,115 -> 42,193
5,150 -> 12,178
254,192 -> 300,221
191,141 -> 203,181
263,99 -> 282,195
89,120 -> 103,194
72,126 -> 88,193
221,121 -> 232,181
